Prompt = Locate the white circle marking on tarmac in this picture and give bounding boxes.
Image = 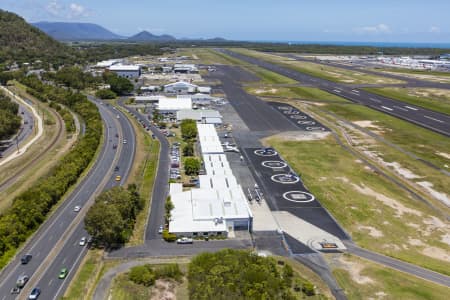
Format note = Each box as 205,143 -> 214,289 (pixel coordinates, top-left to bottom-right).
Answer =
283,191 -> 315,203
254,149 -> 278,157
261,160 -> 287,168
271,174 -> 300,184
297,120 -> 316,125
306,127 -> 326,131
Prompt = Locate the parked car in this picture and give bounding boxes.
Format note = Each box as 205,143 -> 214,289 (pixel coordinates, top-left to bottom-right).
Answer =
58,268 -> 68,279
21,254 -> 32,264
176,237 -> 193,244
28,287 -> 41,300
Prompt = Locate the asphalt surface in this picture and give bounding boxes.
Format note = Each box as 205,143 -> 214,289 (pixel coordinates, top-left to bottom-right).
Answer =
0,98 -> 136,300
0,101 -> 34,157
281,53 -> 450,89
207,65 -> 299,132
243,147 -> 350,240
268,102 -> 329,131
217,49 -> 450,137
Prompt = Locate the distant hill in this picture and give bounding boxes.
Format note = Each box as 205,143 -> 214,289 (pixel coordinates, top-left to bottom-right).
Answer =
0,10 -> 76,65
32,22 -> 124,41
128,31 -> 176,42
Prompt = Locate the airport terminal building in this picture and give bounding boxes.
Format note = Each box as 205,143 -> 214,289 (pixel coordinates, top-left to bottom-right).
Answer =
168,124 -> 252,237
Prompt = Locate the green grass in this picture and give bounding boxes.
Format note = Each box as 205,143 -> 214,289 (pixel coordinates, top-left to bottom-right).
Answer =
245,86 -> 350,103
380,67 -> 450,78
289,87 -> 350,102
244,65 -> 297,84
267,135 -> 450,275
332,254 -> 450,300
110,273 -> 153,300
364,87 -> 450,115
229,48 -> 404,84
320,103 -> 450,168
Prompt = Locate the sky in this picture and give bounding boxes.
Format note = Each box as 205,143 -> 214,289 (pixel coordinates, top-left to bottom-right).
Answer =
2,0 -> 450,43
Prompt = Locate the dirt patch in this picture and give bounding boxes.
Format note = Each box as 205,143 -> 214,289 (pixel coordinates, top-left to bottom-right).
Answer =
422,246 -> 450,262
358,225 -> 384,238
253,88 -> 278,94
339,255 -> 374,284
266,131 -> 330,142
151,279 -> 176,300
352,120 -> 384,134
384,161 -> 421,179
441,233 -> 450,246
417,181 -> 450,207
408,238 -> 425,246
436,152 -> 450,160
337,177 -> 422,217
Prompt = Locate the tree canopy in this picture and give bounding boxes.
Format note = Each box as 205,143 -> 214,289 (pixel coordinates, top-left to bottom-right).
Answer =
0,91 -> 21,140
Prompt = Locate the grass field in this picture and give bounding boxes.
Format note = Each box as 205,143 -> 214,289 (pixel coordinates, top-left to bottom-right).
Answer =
330,254 -> 450,300
243,65 -> 298,84
245,86 -> 350,103
266,134 -> 450,275
229,48 -> 404,85
364,87 -> 450,115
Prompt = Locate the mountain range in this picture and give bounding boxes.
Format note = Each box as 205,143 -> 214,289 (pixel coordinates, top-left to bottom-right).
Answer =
32,22 -> 225,42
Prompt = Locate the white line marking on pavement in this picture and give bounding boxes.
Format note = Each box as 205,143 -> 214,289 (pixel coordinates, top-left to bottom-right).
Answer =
333,89 -> 341,93
369,98 -> 381,103
405,106 -> 418,111
48,279 -> 53,286
424,115 -> 444,123
381,106 -> 393,111
394,106 -> 409,111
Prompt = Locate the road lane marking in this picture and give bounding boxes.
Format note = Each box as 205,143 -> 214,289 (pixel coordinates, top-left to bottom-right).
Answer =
424,115 -> 444,123
405,106 -> 418,111
333,89 -> 341,93
381,106 -> 393,111
352,89 -> 360,93
394,106 -> 409,111
369,98 -> 381,103
48,279 -> 53,286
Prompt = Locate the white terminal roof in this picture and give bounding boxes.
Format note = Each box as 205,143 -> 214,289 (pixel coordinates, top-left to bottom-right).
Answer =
197,124 -> 223,154
158,97 -> 192,111
176,109 -> 221,121
109,64 -> 141,71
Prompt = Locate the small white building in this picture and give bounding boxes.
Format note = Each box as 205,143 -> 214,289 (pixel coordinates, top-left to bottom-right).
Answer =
108,64 -> 141,78
197,86 -> 211,94
140,85 -> 160,92
173,64 -> 198,73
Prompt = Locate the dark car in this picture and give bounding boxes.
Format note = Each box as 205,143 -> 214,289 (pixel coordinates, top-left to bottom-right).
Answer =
114,166 -> 119,171
28,287 -> 41,300
21,254 -> 32,264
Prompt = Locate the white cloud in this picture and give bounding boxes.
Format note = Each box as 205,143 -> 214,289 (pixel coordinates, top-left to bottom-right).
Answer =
429,26 -> 441,33
45,0 -> 63,16
68,3 -> 87,18
353,24 -> 391,34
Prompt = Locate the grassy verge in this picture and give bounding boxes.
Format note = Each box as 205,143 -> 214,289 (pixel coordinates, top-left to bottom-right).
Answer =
228,48 -> 404,84
62,251 -> 120,300
266,135 -> 450,275
330,254 -> 450,300
320,102 -> 450,168
243,65 -> 297,84
364,87 -> 450,115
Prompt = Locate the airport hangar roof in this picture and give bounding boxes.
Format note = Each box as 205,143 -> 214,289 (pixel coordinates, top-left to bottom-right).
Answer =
109,64 -> 141,71
157,97 -> 192,111
176,109 -> 222,121
197,123 -> 223,154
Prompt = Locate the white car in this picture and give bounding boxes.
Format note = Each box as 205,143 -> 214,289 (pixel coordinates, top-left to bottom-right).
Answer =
79,237 -> 86,246
176,237 -> 193,244
74,206 -> 81,212
158,225 -> 164,234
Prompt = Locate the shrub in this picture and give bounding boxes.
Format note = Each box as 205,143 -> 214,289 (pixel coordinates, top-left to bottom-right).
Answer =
154,263 -> 183,282
162,229 -> 177,242
128,265 -> 155,286
184,157 -> 200,175
95,89 -> 116,99
302,282 -> 315,296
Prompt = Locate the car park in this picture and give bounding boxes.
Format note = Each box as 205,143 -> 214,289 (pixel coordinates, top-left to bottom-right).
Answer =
79,237 -> 87,246
28,287 -> 41,300
58,268 -> 68,279
21,254 -> 32,264
176,237 -> 193,244
74,206 -> 81,212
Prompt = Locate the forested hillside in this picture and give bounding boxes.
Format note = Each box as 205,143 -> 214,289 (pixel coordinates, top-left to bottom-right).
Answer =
0,10 -> 78,66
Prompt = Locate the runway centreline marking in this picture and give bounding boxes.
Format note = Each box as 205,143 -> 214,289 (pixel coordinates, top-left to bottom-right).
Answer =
405,105 -> 419,111
369,97 -> 381,103
394,106 -> 409,111
381,106 -> 393,111
424,115 -> 444,123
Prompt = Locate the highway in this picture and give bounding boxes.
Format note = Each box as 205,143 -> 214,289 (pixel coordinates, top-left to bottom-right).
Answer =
0,98 -> 136,300
217,49 -> 450,137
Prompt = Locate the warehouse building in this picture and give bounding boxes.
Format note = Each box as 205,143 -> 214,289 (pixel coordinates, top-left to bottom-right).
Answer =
168,124 -> 252,237
176,109 -> 222,124
157,97 -> 192,113
108,64 -> 141,78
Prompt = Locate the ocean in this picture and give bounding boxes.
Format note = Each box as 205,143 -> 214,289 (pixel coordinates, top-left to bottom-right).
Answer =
252,40 -> 450,49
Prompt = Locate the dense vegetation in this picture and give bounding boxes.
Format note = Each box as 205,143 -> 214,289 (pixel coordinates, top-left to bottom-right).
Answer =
48,102 -> 75,133
43,66 -> 100,90
188,249 -> 316,299
95,89 -> 117,99
103,72 -> 134,95
0,91 -> 21,139
84,185 -> 143,248
128,263 -> 183,287
183,157 -> 200,175
0,10 -> 79,67
0,76 -> 101,268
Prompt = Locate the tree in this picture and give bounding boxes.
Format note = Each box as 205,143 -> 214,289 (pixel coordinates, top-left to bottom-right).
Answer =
95,89 -> 116,99
103,72 -> 134,95
182,142 -> 194,156
128,265 -> 155,286
184,157 -> 200,175
180,119 -> 197,141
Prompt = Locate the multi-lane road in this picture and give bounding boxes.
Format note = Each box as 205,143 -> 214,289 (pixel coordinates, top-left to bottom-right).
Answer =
217,49 -> 450,137
0,98 -> 136,300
